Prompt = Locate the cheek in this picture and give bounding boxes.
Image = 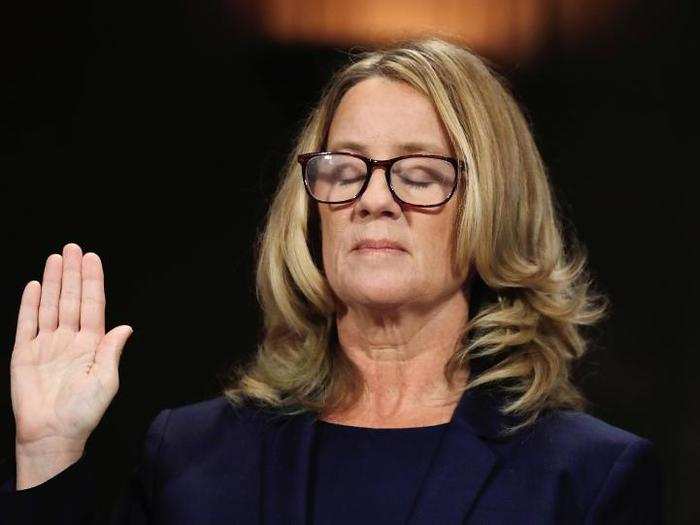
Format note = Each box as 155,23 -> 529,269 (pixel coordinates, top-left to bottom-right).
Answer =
413,215 -> 455,275
319,210 -> 346,276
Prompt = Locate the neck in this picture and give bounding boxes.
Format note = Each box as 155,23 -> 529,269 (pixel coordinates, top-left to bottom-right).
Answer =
323,290 -> 470,428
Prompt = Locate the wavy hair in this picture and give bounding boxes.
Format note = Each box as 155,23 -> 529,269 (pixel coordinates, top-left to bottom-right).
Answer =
222,37 -> 609,436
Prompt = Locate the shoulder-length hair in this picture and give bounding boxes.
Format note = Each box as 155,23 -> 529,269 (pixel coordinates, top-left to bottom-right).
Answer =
222,37 -> 609,436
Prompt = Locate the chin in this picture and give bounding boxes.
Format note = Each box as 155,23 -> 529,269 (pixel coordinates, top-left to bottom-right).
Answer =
344,281 -> 416,309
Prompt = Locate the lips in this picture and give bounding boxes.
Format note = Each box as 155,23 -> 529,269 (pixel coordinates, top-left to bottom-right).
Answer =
354,239 -> 406,251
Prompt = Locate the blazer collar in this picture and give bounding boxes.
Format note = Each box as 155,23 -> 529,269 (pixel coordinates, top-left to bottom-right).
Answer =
260,381 -> 522,525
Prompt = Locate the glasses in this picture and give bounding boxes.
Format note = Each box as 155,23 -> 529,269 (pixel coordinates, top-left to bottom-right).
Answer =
297,151 -> 467,207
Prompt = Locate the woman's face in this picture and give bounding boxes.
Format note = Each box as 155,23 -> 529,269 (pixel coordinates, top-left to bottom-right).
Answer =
319,76 -> 465,311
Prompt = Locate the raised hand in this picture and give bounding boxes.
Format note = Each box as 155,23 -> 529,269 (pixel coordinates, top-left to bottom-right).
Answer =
10,243 -> 133,488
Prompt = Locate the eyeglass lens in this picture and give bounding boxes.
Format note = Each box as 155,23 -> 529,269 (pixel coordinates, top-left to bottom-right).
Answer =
304,153 -> 456,206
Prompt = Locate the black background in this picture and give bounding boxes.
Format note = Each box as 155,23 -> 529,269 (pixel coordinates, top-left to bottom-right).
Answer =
1,0 -> 697,522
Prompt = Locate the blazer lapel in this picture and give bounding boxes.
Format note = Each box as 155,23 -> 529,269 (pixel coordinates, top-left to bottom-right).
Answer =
260,409 -> 317,525
407,385 -> 515,524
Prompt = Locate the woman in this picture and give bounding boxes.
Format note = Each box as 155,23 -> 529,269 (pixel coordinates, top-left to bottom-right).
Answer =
1,38 -> 663,523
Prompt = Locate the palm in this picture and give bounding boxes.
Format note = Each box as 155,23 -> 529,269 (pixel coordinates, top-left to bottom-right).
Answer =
11,243 -> 133,450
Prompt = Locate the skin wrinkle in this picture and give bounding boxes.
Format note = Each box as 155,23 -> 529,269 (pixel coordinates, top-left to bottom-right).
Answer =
318,77 -> 470,427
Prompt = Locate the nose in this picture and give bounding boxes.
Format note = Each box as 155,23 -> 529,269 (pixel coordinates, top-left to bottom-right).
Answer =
356,166 -> 402,218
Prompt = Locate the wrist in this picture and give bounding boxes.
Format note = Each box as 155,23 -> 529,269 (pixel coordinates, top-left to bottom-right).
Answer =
16,434 -> 86,458
15,438 -> 86,490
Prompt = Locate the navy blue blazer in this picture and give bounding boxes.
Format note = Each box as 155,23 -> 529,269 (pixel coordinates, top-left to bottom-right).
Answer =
0,385 -> 664,524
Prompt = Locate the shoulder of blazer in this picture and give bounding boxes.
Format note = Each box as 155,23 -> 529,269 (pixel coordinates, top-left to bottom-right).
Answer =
533,408 -> 654,458
538,409 -> 663,518
515,408 -> 659,499
153,395 -> 300,450
146,396 -> 291,478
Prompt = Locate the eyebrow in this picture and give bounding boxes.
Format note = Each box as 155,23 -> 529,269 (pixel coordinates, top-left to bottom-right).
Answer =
329,140 -> 448,156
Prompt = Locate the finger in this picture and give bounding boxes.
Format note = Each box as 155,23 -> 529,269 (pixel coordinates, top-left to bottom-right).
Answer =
38,254 -> 63,331
80,253 -> 106,336
58,243 -> 83,330
94,325 -> 134,380
58,242 -> 83,331
14,281 -> 41,346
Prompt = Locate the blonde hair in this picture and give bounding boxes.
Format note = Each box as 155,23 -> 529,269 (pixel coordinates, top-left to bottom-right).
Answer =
222,37 -> 609,436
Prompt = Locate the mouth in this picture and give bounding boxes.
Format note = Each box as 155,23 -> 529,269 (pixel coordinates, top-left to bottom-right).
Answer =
356,247 -> 404,253
353,239 -> 406,252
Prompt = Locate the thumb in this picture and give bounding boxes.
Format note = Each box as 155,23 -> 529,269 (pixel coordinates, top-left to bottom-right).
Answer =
95,325 -> 134,375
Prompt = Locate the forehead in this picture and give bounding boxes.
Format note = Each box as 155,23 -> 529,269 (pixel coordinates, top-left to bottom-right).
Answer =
327,76 -> 452,155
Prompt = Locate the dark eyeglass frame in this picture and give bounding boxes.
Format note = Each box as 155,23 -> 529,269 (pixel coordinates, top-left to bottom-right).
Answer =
297,151 -> 468,207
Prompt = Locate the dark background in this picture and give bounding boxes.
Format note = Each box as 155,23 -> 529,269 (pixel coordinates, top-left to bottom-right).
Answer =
1,0 -> 696,522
